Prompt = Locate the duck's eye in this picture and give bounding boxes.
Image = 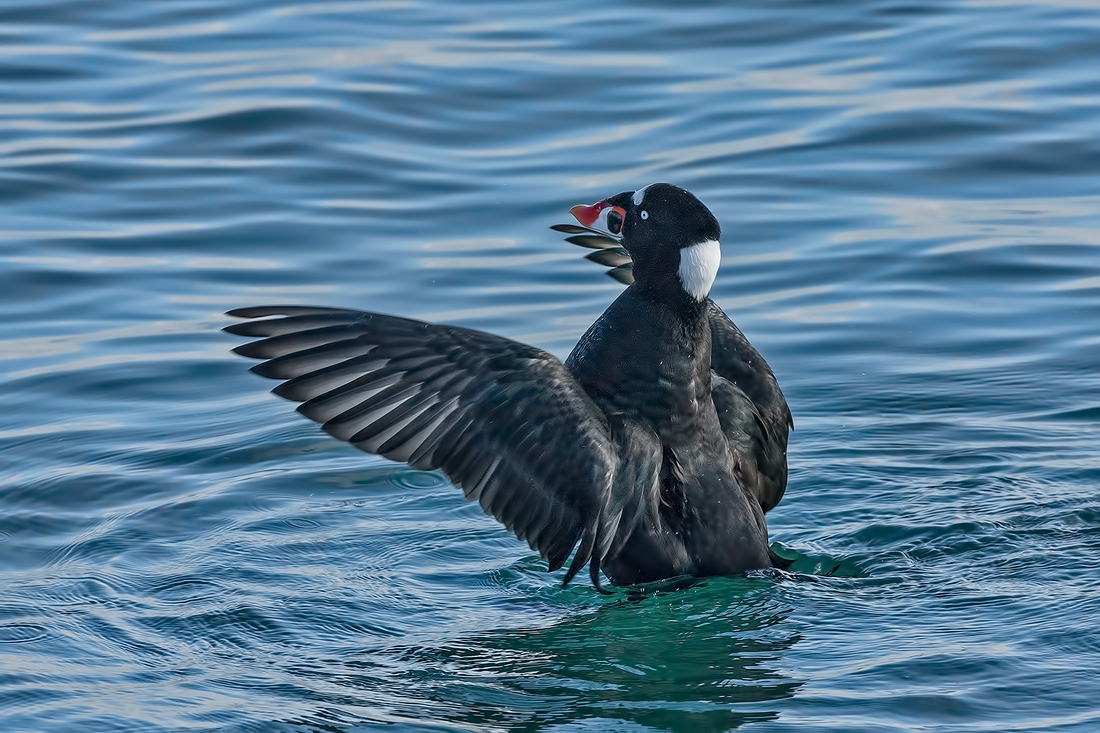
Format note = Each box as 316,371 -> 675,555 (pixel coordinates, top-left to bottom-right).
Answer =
640,210 -> 649,220
607,208 -> 623,234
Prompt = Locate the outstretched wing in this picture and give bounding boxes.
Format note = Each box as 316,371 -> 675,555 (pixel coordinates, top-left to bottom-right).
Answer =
707,301 -> 792,513
224,306 -> 631,589
551,223 -> 635,284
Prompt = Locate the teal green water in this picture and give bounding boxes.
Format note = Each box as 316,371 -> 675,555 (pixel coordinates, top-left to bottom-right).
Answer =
2,1 -> 1099,730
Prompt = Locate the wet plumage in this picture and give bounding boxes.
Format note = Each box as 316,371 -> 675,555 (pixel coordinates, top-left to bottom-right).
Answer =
226,183 -> 791,591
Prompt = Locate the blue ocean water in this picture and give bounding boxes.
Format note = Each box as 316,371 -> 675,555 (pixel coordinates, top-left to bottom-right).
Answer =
2,0 -> 1099,730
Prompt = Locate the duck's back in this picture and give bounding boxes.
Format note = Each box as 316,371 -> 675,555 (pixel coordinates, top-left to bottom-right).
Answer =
565,287 -> 771,584
567,288 -> 709,434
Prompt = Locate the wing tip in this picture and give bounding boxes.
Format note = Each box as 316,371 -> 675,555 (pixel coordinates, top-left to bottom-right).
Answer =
608,266 -> 634,285
225,305 -> 284,319
550,223 -> 588,235
232,342 -> 268,360
225,305 -> 360,319
248,360 -> 283,378
589,558 -> 614,595
223,322 -> 257,336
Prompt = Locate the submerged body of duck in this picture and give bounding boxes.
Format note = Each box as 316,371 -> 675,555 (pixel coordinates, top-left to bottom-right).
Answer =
226,183 -> 792,591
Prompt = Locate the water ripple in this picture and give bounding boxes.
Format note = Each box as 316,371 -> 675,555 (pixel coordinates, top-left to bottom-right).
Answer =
1,0 -> 1099,730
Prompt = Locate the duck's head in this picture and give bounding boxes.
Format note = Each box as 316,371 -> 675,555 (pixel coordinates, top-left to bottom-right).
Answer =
570,183 -> 721,301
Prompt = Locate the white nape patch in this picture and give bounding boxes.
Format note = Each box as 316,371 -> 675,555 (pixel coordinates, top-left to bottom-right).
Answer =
677,240 -> 721,300
632,183 -> 654,206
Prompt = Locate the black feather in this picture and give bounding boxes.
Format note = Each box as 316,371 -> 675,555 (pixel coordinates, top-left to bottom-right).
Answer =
224,306 -> 636,591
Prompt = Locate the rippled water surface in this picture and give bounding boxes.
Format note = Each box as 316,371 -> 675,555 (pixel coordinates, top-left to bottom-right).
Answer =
3,1 -> 1100,730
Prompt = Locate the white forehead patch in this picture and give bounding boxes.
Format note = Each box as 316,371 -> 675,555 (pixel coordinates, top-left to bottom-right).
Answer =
677,240 -> 721,301
632,183 -> 655,207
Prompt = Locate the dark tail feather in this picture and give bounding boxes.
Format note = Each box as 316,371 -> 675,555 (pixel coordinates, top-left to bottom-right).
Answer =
768,548 -> 794,571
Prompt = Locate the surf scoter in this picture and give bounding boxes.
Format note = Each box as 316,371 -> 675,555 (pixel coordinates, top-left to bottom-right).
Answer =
225,183 -> 792,592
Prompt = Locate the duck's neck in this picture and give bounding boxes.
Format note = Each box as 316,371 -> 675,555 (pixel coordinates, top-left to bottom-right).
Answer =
629,240 -> 720,315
